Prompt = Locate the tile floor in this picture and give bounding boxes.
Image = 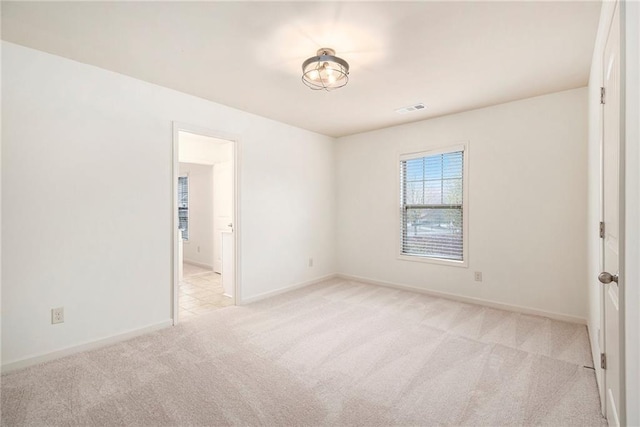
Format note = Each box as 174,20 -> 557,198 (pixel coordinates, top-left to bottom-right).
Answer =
179,262 -> 233,320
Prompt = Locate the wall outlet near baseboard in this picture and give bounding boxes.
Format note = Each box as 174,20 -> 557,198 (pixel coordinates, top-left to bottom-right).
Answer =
51,307 -> 64,324
474,272 -> 483,282
308,257 -> 314,267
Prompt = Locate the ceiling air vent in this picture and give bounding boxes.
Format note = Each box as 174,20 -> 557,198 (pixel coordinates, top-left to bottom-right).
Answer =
394,103 -> 426,114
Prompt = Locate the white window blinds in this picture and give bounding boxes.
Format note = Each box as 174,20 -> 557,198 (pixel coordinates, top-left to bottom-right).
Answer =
178,176 -> 189,240
400,149 -> 464,261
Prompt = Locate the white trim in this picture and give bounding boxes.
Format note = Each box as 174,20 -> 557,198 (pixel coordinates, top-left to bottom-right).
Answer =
623,2 -> 640,425
172,123 -> 180,326
397,254 -> 468,268
399,144 -> 466,161
337,273 -> 587,325
233,132 -> 242,306
397,141 -> 470,268
618,1 -> 627,423
608,388 -> 621,427
183,260 -> 214,270
1,320 -> 173,374
239,274 -> 338,305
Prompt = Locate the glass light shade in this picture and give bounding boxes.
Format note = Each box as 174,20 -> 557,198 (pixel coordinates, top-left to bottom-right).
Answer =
302,48 -> 349,91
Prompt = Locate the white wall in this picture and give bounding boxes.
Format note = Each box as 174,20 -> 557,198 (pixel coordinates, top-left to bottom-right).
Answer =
179,163 -> 214,267
1,42 -> 336,366
336,88 -> 588,321
178,131 -> 232,166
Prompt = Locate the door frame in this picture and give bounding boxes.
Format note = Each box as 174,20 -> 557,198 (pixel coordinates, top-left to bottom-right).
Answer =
171,122 -> 241,325
600,1 -> 627,424
618,1 -> 627,424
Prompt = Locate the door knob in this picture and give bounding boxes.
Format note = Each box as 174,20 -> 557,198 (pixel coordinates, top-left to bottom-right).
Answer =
598,272 -> 618,284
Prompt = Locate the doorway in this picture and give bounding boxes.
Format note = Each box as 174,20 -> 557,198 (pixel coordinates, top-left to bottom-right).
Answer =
172,124 -> 238,324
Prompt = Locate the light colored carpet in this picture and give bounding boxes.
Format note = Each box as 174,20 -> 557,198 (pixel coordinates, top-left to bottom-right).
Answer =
1,278 -> 606,426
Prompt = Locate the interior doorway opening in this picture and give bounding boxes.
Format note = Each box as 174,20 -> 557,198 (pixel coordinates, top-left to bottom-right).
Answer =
173,126 -> 237,324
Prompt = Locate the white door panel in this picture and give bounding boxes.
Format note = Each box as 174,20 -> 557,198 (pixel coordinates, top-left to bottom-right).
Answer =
601,2 -> 621,425
213,161 -> 233,274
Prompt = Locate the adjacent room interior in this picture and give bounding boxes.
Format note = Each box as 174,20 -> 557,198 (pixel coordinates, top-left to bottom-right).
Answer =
1,1 -> 638,426
177,130 -> 235,320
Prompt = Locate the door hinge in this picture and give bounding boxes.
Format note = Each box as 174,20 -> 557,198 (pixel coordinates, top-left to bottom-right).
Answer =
600,87 -> 606,104
601,353 -> 607,370
599,221 -> 605,238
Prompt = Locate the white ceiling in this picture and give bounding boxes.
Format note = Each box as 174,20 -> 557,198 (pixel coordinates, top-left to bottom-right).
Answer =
179,131 -> 231,166
1,1 -> 601,137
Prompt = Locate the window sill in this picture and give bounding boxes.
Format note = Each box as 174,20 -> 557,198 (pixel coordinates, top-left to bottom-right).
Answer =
397,254 -> 468,268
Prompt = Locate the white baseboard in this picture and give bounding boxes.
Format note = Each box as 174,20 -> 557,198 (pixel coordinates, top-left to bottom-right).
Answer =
183,259 -> 213,270
1,319 -> 173,374
337,273 -> 587,325
239,274 -> 338,305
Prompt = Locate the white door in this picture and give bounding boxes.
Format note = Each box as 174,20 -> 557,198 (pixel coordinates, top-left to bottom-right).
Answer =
600,3 -> 622,425
213,161 -> 233,273
221,231 -> 234,298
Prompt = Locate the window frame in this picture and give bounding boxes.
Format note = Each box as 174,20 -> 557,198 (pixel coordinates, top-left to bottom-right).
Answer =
178,174 -> 190,242
397,143 -> 469,268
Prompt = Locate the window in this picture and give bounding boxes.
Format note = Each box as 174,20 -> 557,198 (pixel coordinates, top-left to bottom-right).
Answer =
400,146 -> 467,264
178,176 -> 189,240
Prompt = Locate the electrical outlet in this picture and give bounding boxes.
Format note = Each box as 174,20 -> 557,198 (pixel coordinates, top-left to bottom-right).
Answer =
308,257 -> 314,267
51,307 -> 64,324
197,246 -> 200,253
474,272 -> 483,282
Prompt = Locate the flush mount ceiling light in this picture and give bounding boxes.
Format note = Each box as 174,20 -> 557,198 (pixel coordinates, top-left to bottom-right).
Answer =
302,48 -> 349,91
